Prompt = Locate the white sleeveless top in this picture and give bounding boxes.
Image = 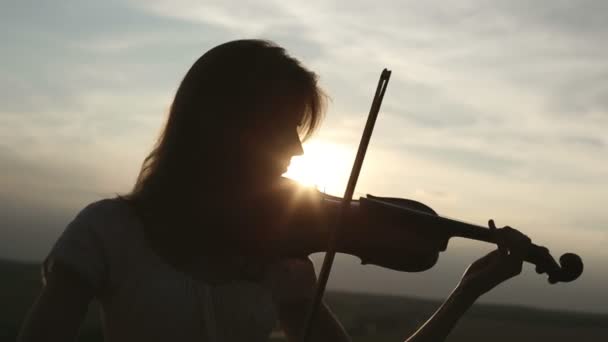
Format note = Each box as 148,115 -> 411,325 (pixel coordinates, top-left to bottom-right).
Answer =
43,198 -> 278,341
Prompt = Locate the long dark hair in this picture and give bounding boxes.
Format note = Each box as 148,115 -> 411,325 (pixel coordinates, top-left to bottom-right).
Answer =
123,39 -> 326,265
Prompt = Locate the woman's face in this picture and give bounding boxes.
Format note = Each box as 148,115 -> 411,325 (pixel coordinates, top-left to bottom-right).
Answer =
240,100 -> 306,185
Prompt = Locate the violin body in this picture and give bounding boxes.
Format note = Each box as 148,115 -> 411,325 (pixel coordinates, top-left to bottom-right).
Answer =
250,185 -> 449,274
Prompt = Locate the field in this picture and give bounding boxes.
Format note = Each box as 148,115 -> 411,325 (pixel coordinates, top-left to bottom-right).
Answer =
2,259 -> 606,341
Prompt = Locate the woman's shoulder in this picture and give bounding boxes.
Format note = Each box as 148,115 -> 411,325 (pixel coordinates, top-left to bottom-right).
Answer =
64,197 -> 142,250
73,197 -> 136,227
44,197 -> 140,296
78,197 -> 129,216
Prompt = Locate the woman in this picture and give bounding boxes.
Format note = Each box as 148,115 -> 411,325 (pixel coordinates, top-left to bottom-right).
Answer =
19,39 -> 529,342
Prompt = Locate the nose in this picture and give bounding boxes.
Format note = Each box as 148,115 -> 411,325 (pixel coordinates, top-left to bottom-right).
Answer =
293,138 -> 304,156
288,130 -> 304,157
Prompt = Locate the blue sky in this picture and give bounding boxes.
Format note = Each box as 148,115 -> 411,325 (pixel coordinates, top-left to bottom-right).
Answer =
1,0 -> 607,313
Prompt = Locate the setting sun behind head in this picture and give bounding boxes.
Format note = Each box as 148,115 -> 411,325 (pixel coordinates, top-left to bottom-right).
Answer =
283,140 -> 353,196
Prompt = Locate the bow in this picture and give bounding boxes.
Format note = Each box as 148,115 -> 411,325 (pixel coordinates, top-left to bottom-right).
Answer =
301,69 -> 392,341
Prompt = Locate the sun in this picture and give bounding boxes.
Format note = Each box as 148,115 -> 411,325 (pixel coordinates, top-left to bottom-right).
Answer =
282,140 -> 353,196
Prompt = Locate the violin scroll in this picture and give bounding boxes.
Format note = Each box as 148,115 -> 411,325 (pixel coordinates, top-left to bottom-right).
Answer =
527,245 -> 583,283
532,248 -> 583,284
557,253 -> 584,283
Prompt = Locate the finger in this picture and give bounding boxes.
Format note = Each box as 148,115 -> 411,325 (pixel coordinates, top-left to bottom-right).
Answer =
535,264 -> 545,274
500,226 -> 531,258
489,219 -> 496,230
489,219 -> 506,254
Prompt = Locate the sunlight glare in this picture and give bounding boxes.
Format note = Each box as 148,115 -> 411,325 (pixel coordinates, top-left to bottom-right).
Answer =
283,140 -> 353,196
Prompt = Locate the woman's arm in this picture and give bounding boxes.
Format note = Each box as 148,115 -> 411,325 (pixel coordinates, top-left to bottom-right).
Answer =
264,258 -> 351,342
405,249 -> 523,341
18,263 -> 94,342
405,223 -> 530,342
405,285 -> 477,342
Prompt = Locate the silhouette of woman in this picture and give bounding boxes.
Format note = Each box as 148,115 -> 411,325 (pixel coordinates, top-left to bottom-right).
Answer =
19,39 -> 528,342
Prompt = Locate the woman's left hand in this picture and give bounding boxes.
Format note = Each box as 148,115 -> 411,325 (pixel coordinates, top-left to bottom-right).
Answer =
457,220 -> 532,297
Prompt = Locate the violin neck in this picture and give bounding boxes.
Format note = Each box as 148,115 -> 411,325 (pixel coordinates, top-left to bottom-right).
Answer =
445,219 -> 494,243
360,196 -> 496,244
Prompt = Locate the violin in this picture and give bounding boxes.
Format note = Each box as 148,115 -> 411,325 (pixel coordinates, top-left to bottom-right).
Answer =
358,195 -> 583,283
261,190 -> 583,284
299,68 -> 584,341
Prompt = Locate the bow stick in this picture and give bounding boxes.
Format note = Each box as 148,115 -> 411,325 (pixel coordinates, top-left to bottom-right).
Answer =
301,68 -> 392,341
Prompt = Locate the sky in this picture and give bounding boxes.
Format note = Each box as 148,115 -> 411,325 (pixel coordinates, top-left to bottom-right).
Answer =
1,0 -> 607,313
